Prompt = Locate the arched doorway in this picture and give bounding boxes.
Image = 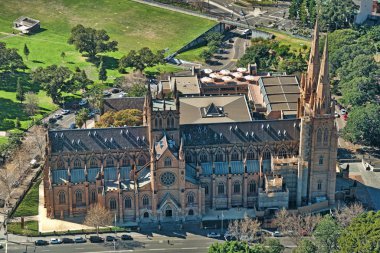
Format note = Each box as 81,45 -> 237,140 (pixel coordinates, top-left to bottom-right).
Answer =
143,212 -> 149,218
165,206 -> 172,217
188,209 -> 194,216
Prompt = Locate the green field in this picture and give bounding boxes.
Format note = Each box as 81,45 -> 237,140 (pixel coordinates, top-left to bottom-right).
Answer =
0,0 -> 215,134
13,180 -> 40,217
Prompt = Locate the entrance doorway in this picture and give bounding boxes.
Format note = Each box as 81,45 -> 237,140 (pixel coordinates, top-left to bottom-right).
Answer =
165,209 -> 172,217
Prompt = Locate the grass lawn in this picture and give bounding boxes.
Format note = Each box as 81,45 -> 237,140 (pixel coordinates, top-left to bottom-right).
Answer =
8,220 -> 39,236
0,136 -> 8,145
13,180 -> 41,217
177,45 -> 208,64
258,27 -> 311,54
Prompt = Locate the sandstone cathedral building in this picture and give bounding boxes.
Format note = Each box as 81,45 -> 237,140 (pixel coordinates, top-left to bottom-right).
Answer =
43,22 -> 337,224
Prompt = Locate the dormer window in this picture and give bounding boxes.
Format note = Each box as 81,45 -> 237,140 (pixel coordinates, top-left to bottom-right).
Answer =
201,103 -> 225,118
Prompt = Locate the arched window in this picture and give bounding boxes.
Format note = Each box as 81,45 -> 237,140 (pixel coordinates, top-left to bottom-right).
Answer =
158,118 -> 163,129
106,157 -> 114,167
73,159 -> 81,169
164,157 -> 172,167
278,148 -> 287,158
263,149 -> 271,160
188,209 -> 194,216
155,118 -> 159,129
125,197 -> 132,209
204,185 -> 209,195
319,156 -> 324,165
231,150 -> 239,161
217,182 -> 225,195
122,158 -> 130,167
143,212 -> 149,218
317,128 -> 323,145
91,190 -> 96,202
171,118 -> 175,128
247,150 -> 255,160
185,152 -> 193,163
187,192 -> 195,204
58,191 -> 66,204
138,156 -> 146,166
317,180 -> 322,190
249,181 -> 256,193
57,159 -> 65,169
142,195 -> 149,207
75,190 -> 83,205
323,129 -> 329,144
215,151 -> 224,162
90,158 -> 97,168
200,153 -> 208,163
233,181 -> 241,194
110,198 -> 117,210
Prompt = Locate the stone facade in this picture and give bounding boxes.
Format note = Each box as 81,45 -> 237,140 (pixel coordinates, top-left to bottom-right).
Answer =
43,23 -> 337,224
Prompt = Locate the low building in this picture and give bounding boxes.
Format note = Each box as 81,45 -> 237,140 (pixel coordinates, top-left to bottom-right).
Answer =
13,17 -> 40,34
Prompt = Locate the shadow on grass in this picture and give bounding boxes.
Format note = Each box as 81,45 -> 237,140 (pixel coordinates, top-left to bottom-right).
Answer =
31,60 -> 44,64
0,97 -> 29,131
0,71 -> 39,93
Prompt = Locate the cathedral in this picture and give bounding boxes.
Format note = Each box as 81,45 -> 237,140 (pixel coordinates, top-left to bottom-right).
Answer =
43,22 -> 337,224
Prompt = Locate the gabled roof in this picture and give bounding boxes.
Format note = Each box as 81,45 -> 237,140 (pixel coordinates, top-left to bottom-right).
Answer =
157,192 -> 181,210
154,135 -> 178,159
103,97 -> 145,113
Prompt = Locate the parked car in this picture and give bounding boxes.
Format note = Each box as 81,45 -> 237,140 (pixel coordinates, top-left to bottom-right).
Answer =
61,109 -> 70,115
0,243 -> 3,249
74,237 -> 87,243
48,117 -> 57,124
121,234 -> 133,240
106,236 -> 117,242
111,88 -> 120,93
103,91 -> 112,97
207,232 -> 221,238
334,111 -> 340,118
119,92 -> 127,98
340,108 -> 347,115
54,113 -> 63,120
89,236 -> 104,243
273,231 -> 282,237
79,99 -> 88,106
88,112 -> 95,118
69,123 -> 77,129
62,238 -> 74,244
35,240 -> 49,246
50,238 -> 62,244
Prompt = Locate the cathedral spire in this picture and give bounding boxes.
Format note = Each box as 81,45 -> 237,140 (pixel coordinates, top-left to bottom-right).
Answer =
306,19 -> 320,100
315,36 -> 330,115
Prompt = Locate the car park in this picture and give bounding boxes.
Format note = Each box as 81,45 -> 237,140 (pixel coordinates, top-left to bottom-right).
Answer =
90,236 -> 104,243
35,240 -> 49,246
62,238 -> 74,244
207,232 -> 221,238
74,237 -> 86,243
121,234 -> 133,240
61,109 -> 70,115
106,236 -> 117,242
50,238 -> 62,244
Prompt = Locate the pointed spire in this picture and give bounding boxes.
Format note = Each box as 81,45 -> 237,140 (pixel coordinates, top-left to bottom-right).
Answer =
146,82 -> 152,108
173,79 -> 178,98
306,18 -> 320,100
179,137 -> 184,161
315,36 -> 330,115
163,97 -> 166,111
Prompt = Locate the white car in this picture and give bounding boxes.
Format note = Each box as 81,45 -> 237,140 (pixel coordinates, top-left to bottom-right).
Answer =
334,112 -> 340,118
50,238 -> 62,244
61,109 -> 70,115
273,231 -> 282,237
340,109 -> 347,115
79,99 -> 88,106
207,232 -> 221,238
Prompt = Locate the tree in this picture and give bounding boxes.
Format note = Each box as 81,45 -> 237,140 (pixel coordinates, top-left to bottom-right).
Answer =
338,211 -> 380,253
264,238 -> 285,253
98,59 -> 107,83
96,109 -> 143,128
205,32 -> 223,47
0,42 -> 26,72
75,108 -> 90,129
126,83 -> 147,97
23,44 -> 30,61
119,47 -> 165,72
228,216 -> 260,242
84,203 -> 113,235
16,77 -> 25,103
334,202 -> 364,228
208,240 -> 282,253
313,215 -> 341,253
199,49 -> 213,63
86,86 -> 104,114
60,51 -> 66,61
293,239 -> 317,253
15,117 -> 21,129
342,104 -> 380,147
68,24 -> 118,59
32,65 -> 92,104
24,92 -> 39,116
319,0 -> 358,31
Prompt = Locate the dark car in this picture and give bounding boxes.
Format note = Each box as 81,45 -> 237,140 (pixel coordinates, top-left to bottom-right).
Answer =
111,88 -> 120,93
74,237 -> 87,243
35,240 -> 49,246
106,236 -> 118,242
48,117 -> 57,124
69,123 -> 77,129
62,238 -> 74,244
90,236 -> 104,243
121,234 -> 133,240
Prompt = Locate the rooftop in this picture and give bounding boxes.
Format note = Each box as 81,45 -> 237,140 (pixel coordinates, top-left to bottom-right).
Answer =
103,97 -> 145,113
171,76 -> 200,95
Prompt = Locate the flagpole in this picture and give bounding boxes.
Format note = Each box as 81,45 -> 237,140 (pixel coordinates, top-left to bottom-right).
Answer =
221,211 -> 224,234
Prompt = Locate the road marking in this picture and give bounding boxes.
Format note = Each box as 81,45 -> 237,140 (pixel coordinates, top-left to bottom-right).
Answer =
181,247 -> 199,249
149,249 -> 167,251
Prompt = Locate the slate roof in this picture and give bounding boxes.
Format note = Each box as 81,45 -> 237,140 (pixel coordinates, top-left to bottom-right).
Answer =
48,127 -> 149,154
180,119 -> 300,146
103,97 -> 145,113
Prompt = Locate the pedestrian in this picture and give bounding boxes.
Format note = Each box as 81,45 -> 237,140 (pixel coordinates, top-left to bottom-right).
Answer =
167,239 -> 170,245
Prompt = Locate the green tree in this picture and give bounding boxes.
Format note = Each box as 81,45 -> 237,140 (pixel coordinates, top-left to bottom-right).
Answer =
126,83 -> 148,97
299,0 -> 308,26
338,211 -> 380,253
15,117 -> 21,129
75,108 -> 90,128
15,77 -> 25,103
32,65 -> 92,104
86,86 -> 104,114
23,43 -> 30,61
319,0 -> 358,31
68,24 -> 118,60
313,215 -> 341,253
342,104 -> 380,147
119,47 -> 165,72
96,109 -> 143,128
264,239 -> 284,253
24,92 -> 39,116
293,239 -> 317,253
98,59 -> 107,83
288,0 -> 299,19
0,42 -> 26,72
199,49 -> 213,63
